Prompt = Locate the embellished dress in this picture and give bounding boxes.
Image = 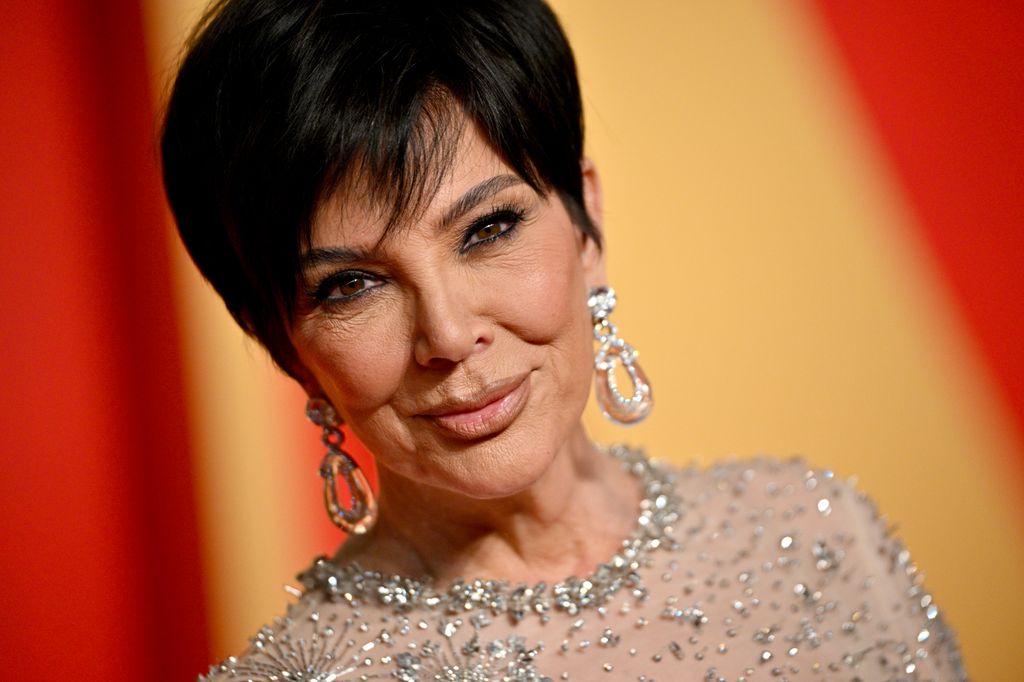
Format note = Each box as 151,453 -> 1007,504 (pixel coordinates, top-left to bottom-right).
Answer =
200,447 -> 966,681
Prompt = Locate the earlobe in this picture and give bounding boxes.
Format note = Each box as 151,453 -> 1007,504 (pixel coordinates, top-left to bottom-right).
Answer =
580,158 -> 607,289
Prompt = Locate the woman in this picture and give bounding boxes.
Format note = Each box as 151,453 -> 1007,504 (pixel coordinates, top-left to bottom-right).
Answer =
162,1 -> 966,679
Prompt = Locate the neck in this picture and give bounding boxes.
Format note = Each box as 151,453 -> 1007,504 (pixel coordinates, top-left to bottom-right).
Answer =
334,427 -> 641,585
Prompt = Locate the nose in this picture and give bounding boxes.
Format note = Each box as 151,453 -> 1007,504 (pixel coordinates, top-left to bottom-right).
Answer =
412,280 -> 492,369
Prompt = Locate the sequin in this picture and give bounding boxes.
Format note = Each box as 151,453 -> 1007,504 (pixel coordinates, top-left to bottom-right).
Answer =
200,447 -> 966,681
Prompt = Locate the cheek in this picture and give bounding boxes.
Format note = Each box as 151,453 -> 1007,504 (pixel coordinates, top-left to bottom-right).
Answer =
293,314 -> 410,414
497,233 -> 592,350
488,230 -> 594,409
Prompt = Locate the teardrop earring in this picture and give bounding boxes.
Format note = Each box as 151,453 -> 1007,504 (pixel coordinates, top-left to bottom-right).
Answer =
305,397 -> 377,534
588,286 -> 653,425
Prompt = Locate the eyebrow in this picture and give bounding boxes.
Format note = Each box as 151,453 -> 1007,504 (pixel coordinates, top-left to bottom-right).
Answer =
301,173 -> 525,269
438,174 -> 524,231
301,245 -> 373,270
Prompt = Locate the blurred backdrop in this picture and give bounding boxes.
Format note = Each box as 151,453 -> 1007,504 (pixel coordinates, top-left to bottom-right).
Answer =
1,1 -> 1021,678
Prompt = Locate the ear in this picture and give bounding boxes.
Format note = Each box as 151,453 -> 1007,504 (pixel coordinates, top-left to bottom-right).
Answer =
282,349 -> 328,404
579,157 -> 607,289
296,373 -> 327,405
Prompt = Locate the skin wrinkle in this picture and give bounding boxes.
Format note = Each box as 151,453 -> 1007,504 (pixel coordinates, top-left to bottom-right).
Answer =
289,121 -> 635,585
369,439 -> 634,583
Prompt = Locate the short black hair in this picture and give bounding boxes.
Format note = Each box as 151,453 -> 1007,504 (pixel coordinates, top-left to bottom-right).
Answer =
161,0 -> 597,376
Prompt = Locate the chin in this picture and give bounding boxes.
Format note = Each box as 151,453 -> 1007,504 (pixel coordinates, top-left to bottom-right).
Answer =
439,437 -> 560,501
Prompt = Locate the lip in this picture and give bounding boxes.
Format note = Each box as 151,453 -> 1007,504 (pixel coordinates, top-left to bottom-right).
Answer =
419,372 -> 531,440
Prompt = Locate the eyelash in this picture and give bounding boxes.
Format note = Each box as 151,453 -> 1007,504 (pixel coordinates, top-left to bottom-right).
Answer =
460,204 -> 526,251
310,269 -> 383,305
310,203 -> 529,306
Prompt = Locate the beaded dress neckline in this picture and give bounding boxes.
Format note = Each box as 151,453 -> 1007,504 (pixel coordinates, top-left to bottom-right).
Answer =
201,446 -> 966,682
298,445 -> 678,623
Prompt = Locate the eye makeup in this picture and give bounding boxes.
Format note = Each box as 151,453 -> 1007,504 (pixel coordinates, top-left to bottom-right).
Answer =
304,199 -> 534,309
460,202 -> 528,251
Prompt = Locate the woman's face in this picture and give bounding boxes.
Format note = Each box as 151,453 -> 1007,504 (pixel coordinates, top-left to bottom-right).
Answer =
290,123 -> 604,500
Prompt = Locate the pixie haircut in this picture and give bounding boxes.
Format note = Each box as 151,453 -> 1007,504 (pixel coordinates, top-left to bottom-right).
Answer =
161,0 -> 597,376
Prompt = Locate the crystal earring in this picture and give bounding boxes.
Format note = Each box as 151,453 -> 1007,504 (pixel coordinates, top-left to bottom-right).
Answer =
588,286 -> 653,425
305,398 -> 377,534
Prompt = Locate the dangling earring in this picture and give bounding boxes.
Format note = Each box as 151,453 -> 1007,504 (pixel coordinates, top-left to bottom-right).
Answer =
588,286 -> 653,425
305,398 -> 377,534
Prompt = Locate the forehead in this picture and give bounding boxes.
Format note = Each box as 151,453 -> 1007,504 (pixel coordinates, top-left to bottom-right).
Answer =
311,120 -> 515,248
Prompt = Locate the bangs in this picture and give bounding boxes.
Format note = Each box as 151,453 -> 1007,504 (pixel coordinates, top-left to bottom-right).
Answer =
314,88 -> 473,248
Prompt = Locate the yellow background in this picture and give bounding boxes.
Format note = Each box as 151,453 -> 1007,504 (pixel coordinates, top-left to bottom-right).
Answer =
144,1 -> 1024,677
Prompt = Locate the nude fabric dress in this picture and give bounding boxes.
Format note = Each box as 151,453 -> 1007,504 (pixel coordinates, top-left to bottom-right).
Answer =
200,446 -> 965,681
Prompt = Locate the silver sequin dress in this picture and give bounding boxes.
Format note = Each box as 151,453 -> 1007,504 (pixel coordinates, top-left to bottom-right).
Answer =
200,447 -> 966,681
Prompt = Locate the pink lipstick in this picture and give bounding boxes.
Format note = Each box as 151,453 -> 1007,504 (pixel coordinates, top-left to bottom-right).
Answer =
421,372 -> 531,440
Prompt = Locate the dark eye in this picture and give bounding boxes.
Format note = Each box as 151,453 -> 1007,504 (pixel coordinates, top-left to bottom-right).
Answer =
315,272 -> 383,303
468,222 -> 506,243
462,209 -> 523,249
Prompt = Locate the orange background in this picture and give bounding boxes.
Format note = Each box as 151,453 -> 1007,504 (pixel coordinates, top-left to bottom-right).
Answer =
1,1 -> 1020,678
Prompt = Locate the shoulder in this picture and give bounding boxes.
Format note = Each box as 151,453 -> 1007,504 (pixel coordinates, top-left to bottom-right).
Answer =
654,452 -> 968,679
664,453 -> 887,525
660,452 -> 927,588
660,454 -> 852,524
197,587 -> 345,682
197,559 -> 408,682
